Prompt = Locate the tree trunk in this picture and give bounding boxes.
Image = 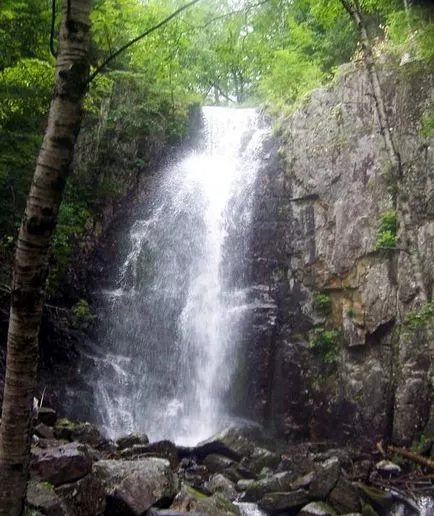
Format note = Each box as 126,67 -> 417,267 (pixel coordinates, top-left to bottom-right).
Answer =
341,0 -> 427,304
0,1 -> 91,514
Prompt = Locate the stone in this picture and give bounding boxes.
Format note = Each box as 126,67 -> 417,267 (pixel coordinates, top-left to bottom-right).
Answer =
195,493 -> 241,515
236,479 -> 255,492
299,501 -> 337,515
258,490 -> 312,513
244,471 -> 293,502
374,460 -> 402,475
207,473 -> 238,501
30,442 -> 93,486
291,471 -> 315,490
357,483 -> 394,511
248,446 -> 280,475
35,422 -> 54,440
203,453 -> 236,473
37,407 -> 57,427
54,419 -> 105,449
55,473 -> 106,516
93,457 -> 178,515
309,457 -> 340,499
26,480 -> 65,516
170,490 -> 197,512
116,432 -> 149,450
328,477 -> 361,514
196,427 -> 255,461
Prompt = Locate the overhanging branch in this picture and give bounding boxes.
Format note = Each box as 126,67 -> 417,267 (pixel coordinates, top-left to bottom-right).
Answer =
88,0 -> 202,84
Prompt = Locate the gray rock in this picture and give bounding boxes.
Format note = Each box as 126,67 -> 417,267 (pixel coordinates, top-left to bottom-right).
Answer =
55,473 -> 106,515
198,427 -> 255,460
244,471 -> 293,502
374,460 -> 402,475
299,501 -> 337,515
328,477 -> 361,514
37,407 -> 57,427
195,493 -> 241,515
309,457 -> 340,499
30,442 -> 93,486
54,419 -> 105,449
236,479 -> 255,492
116,432 -> 149,450
291,471 -> 315,490
203,453 -> 236,473
248,447 -> 280,474
207,474 -> 237,501
35,423 -> 54,440
258,490 -> 312,513
93,457 -> 178,515
26,480 -> 65,516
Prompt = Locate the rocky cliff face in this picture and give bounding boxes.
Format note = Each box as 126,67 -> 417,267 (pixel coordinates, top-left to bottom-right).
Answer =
241,59 -> 434,446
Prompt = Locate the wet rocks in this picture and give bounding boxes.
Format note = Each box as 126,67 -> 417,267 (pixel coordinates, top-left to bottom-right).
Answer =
30,442 -> 93,486
116,432 -> 149,450
94,457 -> 178,514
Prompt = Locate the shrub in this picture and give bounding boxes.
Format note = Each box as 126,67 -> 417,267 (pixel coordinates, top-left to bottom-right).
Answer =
309,328 -> 340,365
313,293 -> 331,315
375,210 -> 398,251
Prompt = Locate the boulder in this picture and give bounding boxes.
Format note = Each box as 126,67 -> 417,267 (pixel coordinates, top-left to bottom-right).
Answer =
37,407 -> 57,427
30,442 -> 93,486
93,457 -> 178,515
116,432 -> 149,450
207,474 -> 238,501
309,457 -> 340,499
195,493 -> 241,515
357,483 -> 394,512
374,460 -> 402,476
170,490 -> 197,512
248,446 -> 280,475
26,480 -> 65,516
258,490 -> 312,513
35,423 -> 55,440
54,419 -> 106,449
299,501 -> 337,515
328,477 -> 361,514
55,473 -> 106,515
203,453 -> 236,473
184,427 -> 255,462
244,471 -> 293,502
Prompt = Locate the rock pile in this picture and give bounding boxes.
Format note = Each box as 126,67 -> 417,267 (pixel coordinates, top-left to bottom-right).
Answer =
26,412 -> 433,515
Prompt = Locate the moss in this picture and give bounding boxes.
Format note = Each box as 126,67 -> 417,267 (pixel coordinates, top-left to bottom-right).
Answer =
309,328 -> 340,365
313,293 -> 331,315
375,210 -> 398,251
183,485 -> 209,501
404,301 -> 434,330
56,418 -> 79,430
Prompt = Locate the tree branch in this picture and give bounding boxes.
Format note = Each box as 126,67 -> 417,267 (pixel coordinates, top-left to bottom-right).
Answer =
88,0 -> 202,84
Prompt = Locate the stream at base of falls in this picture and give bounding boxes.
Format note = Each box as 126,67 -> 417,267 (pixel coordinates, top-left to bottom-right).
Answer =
84,106 -> 270,445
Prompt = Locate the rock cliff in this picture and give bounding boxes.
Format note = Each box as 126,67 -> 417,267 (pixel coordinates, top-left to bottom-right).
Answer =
240,58 -> 434,446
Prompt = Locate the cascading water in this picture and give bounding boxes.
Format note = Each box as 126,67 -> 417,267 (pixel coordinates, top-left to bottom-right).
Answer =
88,107 -> 269,445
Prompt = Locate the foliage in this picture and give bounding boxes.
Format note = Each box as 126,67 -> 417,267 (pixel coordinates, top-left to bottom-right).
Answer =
375,210 -> 398,250
0,0 -> 433,303
404,302 -> 434,330
309,328 -> 340,365
421,110 -> 434,139
313,293 -> 332,315
72,299 -> 96,329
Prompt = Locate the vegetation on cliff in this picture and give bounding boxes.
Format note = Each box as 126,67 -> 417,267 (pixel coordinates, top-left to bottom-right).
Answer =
0,0 -> 433,512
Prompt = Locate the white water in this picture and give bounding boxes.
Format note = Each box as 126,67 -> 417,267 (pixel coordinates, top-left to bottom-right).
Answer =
90,107 -> 269,444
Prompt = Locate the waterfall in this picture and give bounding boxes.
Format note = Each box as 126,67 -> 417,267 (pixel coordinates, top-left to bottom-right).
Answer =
88,107 -> 270,445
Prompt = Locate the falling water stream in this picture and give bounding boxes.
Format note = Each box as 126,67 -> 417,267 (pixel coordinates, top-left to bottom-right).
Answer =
89,107 -> 269,445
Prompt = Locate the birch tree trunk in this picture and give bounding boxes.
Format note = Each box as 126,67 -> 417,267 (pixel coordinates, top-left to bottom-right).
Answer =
341,0 -> 427,305
0,1 -> 91,514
